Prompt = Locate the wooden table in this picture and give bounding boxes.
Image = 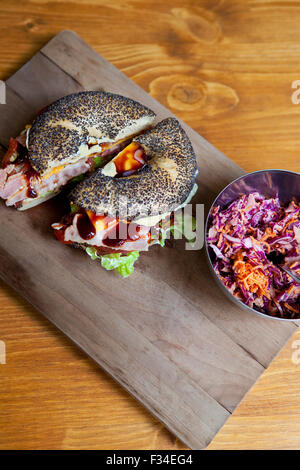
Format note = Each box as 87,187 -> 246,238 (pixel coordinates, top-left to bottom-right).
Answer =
0,0 -> 300,450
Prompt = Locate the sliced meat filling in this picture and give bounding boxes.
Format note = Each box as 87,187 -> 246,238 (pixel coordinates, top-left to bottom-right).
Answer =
0,153 -> 94,207
0,136 -> 132,208
52,140 -> 150,254
52,210 -> 151,253
102,141 -> 146,177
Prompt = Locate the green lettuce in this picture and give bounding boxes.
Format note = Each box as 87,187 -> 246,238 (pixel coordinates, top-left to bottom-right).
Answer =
158,213 -> 196,247
70,203 -> 80,214
93,155 -> 104,169
86,246 -> 99,260
86,247 -> 139,278
39,190 -> 55,198
70,174 -> 85,184
69,156 -> 104,186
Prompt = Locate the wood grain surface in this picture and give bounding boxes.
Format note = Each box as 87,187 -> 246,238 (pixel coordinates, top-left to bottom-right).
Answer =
0,0 -> 299,450
1,30 -> 286,450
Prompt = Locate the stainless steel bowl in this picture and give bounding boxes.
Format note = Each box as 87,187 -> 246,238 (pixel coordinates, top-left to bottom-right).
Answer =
205,169 -> 300,321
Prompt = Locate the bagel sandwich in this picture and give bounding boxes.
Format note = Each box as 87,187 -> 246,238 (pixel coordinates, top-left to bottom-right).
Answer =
0,91 -> 156,210
52,118 -> 198,277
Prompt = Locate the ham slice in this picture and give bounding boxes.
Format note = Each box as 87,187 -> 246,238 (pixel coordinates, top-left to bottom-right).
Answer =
0,172 -> 27,199
0,156 -> 93,208
6,187 -> 28,206
15,132 -> 27,147
0,131 -> 139,209
0,164 -> 26,199
99,139 -> 131,158
0,167 -> 9,192
54,213 -> 151,252
32,157 -> 92,195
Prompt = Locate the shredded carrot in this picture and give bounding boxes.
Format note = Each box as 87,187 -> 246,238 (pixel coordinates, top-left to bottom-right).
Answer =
261,229 -> 276,242
284,303 -> 299,314
233,251 -> 271,299
209,193 -> 299,318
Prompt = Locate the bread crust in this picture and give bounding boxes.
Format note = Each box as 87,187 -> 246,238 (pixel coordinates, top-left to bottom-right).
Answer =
70,118 -> 198,220
28,91 -> 156,175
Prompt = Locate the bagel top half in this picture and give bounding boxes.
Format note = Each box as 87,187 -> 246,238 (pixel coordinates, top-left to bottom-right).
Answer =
69,118 -> 198,221
27,91 -> 156,176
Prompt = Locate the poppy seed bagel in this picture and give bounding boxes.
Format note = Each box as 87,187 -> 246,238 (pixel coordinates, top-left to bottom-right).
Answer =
69,118 -> 198,221
28,91 -> 156,176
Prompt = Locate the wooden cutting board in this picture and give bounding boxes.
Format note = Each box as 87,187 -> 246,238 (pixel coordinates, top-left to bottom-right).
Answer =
0,30 -> 298,449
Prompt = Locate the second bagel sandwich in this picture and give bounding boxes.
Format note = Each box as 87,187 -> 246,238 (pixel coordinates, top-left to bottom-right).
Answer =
0,91 -> 156,210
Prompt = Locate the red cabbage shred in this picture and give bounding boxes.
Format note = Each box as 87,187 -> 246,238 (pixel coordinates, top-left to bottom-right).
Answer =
208,192 -> 300,319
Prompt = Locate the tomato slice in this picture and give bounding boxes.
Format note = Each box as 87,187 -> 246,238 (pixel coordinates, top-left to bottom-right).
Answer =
2,138 -> 19,168
54,228 -> 73,244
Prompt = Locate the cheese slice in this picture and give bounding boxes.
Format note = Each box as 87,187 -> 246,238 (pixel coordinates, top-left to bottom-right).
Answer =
40,136 -> 134,179
86,211 -> 118,233
42,164 -> 66,179
102,141 -> 142,177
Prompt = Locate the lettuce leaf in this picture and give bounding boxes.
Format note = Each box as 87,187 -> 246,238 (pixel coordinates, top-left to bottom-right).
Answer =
70,174 -> 85,184
86,247 -> 139,278
70,203 -> 80,214
93,156 -> 104,169
86,246 -> 99,260
40,189 -> 55,197
69,156 -> 104,185
158,212 -> 196,247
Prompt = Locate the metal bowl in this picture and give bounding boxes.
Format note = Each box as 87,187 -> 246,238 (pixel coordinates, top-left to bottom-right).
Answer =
205,169 -> 300,321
